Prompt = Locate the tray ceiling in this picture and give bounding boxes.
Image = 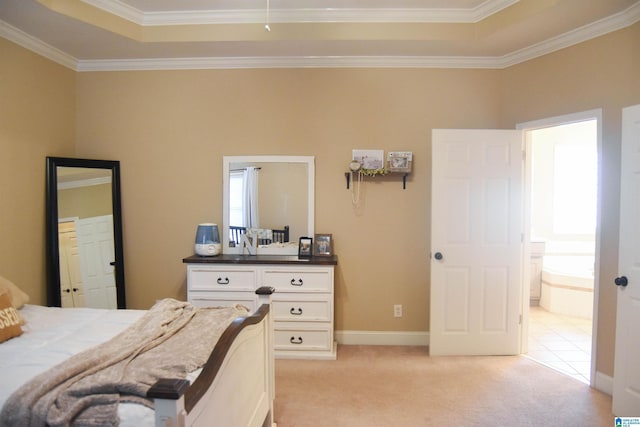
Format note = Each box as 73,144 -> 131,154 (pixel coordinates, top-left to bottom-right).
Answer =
0,0 -> 638,70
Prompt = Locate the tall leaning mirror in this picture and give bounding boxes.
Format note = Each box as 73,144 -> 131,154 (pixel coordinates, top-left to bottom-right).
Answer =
46,157 -> 126,309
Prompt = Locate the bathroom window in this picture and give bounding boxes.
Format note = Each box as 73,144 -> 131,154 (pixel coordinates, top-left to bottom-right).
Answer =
552,139 -> 597,235
530,119 -> 597,240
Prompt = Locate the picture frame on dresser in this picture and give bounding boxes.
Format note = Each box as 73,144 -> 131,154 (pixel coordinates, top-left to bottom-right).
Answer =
314,234 -> 333,256
298,237 -> 313,258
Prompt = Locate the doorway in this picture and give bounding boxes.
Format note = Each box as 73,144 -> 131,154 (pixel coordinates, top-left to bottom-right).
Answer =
519,111 -> 601,385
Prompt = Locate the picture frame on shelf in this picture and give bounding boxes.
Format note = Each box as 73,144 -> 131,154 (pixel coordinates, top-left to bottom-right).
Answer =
298,236 -> 313,258
314,234 -> 333,257
387,151 -> 413,173
352,149 -> 384,170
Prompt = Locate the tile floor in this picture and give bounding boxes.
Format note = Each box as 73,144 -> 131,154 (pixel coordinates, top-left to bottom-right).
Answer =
526,306 -> 593,384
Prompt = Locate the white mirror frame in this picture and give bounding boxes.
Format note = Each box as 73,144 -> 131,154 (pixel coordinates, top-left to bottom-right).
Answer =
222,155 -> 315,255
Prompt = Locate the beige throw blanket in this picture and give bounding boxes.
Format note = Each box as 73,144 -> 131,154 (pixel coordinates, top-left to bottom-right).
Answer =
0,299 -> 248,427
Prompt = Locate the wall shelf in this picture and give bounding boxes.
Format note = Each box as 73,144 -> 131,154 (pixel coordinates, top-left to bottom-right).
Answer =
345,171 -> 409,190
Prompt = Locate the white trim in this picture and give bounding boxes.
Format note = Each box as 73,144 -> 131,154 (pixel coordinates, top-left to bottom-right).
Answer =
82,0 -> 518,25
499,1 -> 640,68
516,109 -> 603,131
58,216 -> 80,224
594,371 -> 613,396
3,0 -> 639,71
58,176 -> 112,190
336,330 -> 429,346
0,21 -> 77,70
75,55 -> 501,72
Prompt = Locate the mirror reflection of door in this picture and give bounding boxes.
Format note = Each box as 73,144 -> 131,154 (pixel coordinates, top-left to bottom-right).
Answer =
58,220 -> 85,307
56,167 -> 117,309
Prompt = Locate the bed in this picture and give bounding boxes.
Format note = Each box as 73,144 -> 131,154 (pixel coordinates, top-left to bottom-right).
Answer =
0,275 -> 275,427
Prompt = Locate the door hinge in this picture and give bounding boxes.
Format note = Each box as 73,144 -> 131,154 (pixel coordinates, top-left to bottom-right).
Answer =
519,314 -> 523,324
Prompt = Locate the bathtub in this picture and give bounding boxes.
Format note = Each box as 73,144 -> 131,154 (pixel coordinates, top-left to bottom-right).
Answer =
539,255 -> 594,319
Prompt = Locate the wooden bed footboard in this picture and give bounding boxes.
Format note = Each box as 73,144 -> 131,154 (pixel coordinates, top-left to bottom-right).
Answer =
149,288 -> 275,427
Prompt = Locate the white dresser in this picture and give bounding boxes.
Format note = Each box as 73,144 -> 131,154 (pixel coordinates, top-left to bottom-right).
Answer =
184,254 -> 337,360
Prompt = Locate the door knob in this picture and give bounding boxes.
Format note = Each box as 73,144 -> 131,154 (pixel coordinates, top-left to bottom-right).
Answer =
434,252 -> 443,260
615,276 -> 628,287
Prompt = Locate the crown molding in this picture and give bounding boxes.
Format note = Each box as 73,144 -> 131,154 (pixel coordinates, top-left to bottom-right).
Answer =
83,0 -> 518,25
58,176 -> 112,190
0,21 -> 77,69
497,0 -> 640,68
2,1 -> 639,72
75,55 -> 500,72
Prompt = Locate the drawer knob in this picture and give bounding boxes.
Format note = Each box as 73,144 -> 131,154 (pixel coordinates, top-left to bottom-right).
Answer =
290,278 -> 304,286
217,277 -> 230,285
290,307 -> 303,315
290,336 -> 303,344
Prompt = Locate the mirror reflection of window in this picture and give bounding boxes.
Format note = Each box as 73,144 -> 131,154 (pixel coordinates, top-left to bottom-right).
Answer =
229,170 -> 244,227
243,167 -> 260,228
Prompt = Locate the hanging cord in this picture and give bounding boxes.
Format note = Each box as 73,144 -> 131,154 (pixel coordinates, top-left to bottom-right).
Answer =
351,171 -> 362,205
265,0 -> 271,31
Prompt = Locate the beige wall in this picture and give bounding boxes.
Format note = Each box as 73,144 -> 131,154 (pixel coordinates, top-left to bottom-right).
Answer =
0,38 -> 76,303
58,184 -> 112,219
258,163 -> 308,239
74,67 -> 502,332
1,21 -> 637,379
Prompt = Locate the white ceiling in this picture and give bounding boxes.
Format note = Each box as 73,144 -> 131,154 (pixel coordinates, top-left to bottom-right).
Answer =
0,0 -> 639,71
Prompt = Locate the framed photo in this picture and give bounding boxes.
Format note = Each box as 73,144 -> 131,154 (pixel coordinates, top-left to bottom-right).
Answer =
298,236 -> 313,258
352,149 -> 384,170
314,234 -> 333,256
387,151 -> 413,173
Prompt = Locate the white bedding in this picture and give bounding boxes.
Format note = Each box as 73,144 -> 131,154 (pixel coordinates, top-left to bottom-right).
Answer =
0,304 -> 154,426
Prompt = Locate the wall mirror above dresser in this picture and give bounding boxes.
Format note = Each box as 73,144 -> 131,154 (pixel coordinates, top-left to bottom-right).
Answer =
46,157 -> 126,309
222,156 -> 314,255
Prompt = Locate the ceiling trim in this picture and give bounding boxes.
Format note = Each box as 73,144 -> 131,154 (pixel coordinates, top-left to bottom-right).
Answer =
2,1 -> 639,72
498,0 -> 640,68
75,55 -> 501,72
58,176 -> 112,190
0,21 -> 77,69
83,0 -> 519,25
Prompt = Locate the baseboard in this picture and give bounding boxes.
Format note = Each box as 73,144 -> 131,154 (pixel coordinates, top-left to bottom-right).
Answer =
593,371 -> 613,395
335,330 -> 429,346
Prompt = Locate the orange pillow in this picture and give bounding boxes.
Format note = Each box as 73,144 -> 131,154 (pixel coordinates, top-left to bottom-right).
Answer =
0,292 -> 23,343
0,274 -> 30,309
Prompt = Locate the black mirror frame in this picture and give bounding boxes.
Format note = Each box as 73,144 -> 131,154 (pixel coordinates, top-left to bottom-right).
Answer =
45,157 -> 126,308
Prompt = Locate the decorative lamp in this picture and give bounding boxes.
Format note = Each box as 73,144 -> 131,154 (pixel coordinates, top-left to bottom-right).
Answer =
194,223 -> 221,256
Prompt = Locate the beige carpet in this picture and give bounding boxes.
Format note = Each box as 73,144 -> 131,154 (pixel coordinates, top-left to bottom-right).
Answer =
274,345 -> 612,427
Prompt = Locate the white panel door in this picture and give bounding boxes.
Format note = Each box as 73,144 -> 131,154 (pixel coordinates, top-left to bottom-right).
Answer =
613,104 -> 640,415
76,215 -> 117,309
431,129 -> 523,356
58,221 -> 85,308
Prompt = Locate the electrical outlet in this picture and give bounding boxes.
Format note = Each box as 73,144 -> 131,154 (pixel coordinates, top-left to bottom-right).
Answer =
394,304 -> 403,318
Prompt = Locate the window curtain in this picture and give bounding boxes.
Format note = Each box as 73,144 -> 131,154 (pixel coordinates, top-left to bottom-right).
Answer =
242,167 -> 259,228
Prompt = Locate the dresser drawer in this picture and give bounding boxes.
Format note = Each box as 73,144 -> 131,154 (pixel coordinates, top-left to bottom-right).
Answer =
274,327 -> 332,351
188,266 -> 255,291
272,297 -> 331,322
263,269 -> 332,292
189,291 -> 257,312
